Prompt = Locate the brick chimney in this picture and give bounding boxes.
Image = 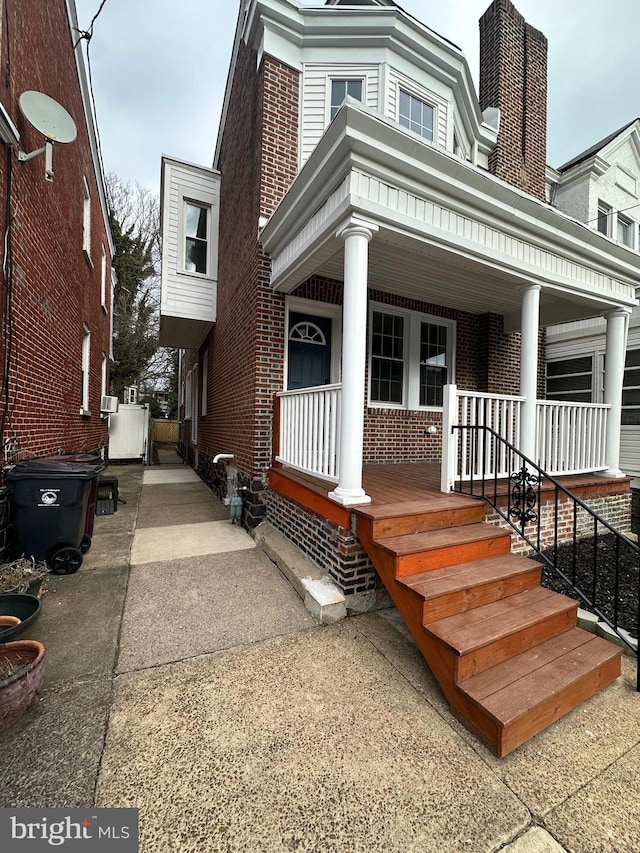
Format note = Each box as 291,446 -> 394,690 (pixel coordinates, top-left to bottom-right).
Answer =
479,0 -> 548,201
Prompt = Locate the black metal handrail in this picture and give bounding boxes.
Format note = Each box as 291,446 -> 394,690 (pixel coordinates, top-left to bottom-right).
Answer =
452,423 -> 639,691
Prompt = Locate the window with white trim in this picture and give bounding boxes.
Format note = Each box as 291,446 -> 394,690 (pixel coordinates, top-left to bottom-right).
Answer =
82,176 -> 91,259
100,243 -> 107,310
369,305 -> 454,409
622,349 -> 640,425
101,352 -> 107,400
81,325 -> 91,414
398,88 -> 435,142
617,213 -> 634,248
201,356 -> 208,417
546,356 -> 593,403
597,201 -> 612,236
184,201 -> 209,274
330,78 -> 363,120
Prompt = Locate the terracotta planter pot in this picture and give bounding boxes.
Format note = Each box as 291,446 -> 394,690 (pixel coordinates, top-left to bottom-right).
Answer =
0,640 -> 46,734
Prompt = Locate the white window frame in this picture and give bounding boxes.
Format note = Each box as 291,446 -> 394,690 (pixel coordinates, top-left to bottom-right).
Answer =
81,324 -> 91,416
101,352 -> 107,401
616,212 -> 634,249
328,76 -> 364,122
82,176 -> 92,261
100,243 -> 107,311
201,355 -> 208,417
397,85 -> 436,143
177,185 -> 217,278
367,302 -> 456,411
597,200 -> 612,237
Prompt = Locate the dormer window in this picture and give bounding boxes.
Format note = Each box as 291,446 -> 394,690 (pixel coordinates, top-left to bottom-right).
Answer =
617,213 -> 633,248
597,201 -> 612,236
330,79 -> 363,120
398,88 -> 434,142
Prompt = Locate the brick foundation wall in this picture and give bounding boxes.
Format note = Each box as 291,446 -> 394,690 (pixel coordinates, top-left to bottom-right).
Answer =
0,1 -> 112,471
267,489 -> 378,599
479,0 -> 547,201
487,491 -> 633,554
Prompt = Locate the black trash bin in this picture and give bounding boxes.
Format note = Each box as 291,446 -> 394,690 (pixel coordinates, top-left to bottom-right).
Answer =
6,457 -> 103,574
56,452 -> 104,552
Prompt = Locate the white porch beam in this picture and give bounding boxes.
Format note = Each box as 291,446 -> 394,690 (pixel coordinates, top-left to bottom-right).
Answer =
519,284 -> 541,462
328,218 -> 378,506
600,307 -> 631,478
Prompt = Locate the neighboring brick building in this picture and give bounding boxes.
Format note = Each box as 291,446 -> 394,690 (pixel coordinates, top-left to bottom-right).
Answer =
160,0 -> 638,604
0,0 -> 114,473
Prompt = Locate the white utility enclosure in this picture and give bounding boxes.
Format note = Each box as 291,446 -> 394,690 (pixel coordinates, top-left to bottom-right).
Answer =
108,404 -> 151,463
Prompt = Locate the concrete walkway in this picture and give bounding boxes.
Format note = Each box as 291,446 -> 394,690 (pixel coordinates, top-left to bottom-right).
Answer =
1,449 -> 639,852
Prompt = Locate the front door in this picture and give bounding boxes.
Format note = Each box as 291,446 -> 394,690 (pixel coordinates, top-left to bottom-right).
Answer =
287,312 -> 332,390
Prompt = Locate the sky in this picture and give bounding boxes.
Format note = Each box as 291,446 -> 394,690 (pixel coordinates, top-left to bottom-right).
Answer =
73,0 -> 640,197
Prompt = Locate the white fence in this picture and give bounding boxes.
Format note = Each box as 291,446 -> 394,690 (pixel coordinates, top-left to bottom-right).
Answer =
442,386 -> 611,490
536,400 -> 609,476
276,384 -> 341,481
277,384 -> 611,491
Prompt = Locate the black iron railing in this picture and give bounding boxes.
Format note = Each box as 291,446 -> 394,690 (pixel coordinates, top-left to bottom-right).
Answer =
452,424 -> 639,691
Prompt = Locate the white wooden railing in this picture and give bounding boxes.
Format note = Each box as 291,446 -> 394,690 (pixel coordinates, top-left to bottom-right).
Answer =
441,386 -> 524,490
442,385 -> 611,490
276,384 -> 611,490
536,400 -> 609,476
276,384 -> 341,481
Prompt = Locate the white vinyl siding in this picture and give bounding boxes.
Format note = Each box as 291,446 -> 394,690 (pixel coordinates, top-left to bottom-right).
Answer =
160,159 -> 219,345
300,64 -> 379,166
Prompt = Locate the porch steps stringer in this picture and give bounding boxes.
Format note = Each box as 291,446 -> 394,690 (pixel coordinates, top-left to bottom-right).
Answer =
354,496 -> 622,757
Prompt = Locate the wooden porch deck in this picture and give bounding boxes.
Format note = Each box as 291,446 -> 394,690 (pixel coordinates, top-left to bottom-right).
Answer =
269,461 -> 626,755
269,461 -> 631,529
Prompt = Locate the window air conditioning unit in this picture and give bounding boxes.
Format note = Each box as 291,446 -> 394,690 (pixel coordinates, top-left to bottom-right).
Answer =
100,395 -> 119,414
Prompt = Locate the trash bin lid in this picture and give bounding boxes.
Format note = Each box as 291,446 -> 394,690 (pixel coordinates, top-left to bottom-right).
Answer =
6,456 -> 101,480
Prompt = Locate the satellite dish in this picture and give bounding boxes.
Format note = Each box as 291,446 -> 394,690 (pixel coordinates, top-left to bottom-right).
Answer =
17,91 -> 77,182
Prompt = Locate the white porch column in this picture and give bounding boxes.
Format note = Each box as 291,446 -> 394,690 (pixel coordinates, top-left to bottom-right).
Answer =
519,284 -> 541,462
328,218 -> 378,506
600,307 -> 630,477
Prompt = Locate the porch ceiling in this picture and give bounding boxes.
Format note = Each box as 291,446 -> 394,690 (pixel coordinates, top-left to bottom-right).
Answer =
305,228 -> 596,328
261,103 -> 639,332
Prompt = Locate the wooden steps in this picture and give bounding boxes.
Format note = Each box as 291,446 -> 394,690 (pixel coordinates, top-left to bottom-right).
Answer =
355,495 -> 622,757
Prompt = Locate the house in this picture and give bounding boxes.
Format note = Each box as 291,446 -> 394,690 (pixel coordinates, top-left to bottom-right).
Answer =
546,120 -> 640,498
160,0 -> 638,755
0,0 -> 114,474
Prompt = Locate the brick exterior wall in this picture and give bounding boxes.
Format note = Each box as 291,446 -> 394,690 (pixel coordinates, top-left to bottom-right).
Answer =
487,492 -> 633,553
267,488 -> 378,603
0,1 -> 112,475
194,48 -> 295,485
479,0 -> 548,201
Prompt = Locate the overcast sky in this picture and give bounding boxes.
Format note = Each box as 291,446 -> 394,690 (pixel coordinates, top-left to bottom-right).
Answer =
73,0 -> 640,196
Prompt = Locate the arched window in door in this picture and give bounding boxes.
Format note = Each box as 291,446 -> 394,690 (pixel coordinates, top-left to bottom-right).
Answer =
287,313 -> 332,390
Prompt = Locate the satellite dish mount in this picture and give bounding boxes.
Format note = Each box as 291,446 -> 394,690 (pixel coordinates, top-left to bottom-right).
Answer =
17,91 -> 77,183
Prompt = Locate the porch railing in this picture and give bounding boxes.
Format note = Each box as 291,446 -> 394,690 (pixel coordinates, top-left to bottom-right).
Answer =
442,386 -> 612,491
451,423 -> 639,691
536,399 -> 609,476
275,384 -> 341,481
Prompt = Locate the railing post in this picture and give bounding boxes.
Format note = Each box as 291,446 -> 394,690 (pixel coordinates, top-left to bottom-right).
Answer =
441,384 -> 457,493
272,392 -> 281,466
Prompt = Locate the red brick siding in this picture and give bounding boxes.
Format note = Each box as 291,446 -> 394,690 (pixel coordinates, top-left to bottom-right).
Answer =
479,0 -> 547,201
195,49 -> 297,477
0,1 -> 111,469
293,281 -> 545,462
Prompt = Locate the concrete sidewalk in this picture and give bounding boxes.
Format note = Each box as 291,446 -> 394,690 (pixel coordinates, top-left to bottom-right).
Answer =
1,449 -> 639,852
